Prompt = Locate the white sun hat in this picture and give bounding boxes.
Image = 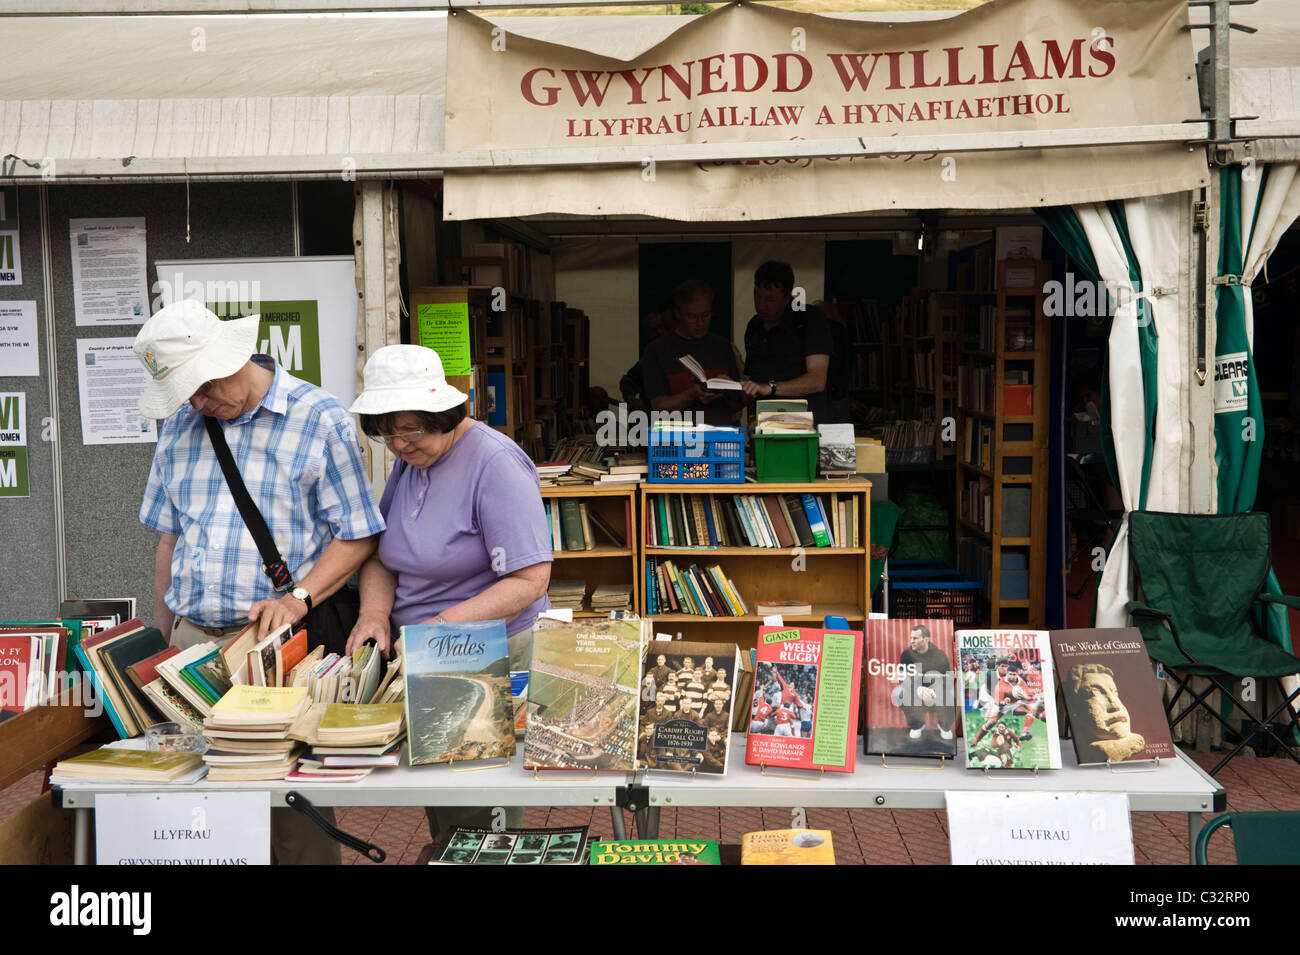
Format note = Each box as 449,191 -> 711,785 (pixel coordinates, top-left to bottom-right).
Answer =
134,300 -> 261,419
348,344 -> 468,416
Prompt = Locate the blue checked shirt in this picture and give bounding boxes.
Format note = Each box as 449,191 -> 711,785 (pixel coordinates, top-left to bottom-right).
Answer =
140,356 -> 385,627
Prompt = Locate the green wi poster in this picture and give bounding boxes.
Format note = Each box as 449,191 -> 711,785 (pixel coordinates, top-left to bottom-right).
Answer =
0,185 -> 20,286
416,302 -> 471,376
210,299 -> 322,386
0,391 -> 29,498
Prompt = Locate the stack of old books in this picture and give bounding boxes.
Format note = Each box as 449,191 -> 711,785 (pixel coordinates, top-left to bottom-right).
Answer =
547,579 -> 587,612
590,583 -> 632,614
755,399 -> 814,434
598,452 -> 647,485
201,685 -> 310,781
52,744 -> 206,785
288,702 -> 407,781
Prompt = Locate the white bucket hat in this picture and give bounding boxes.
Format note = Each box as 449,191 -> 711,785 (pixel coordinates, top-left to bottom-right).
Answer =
348,344 -> 468,417
134,300 -> 261,419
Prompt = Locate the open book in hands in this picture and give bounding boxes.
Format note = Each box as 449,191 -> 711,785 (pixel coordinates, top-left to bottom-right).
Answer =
677,354 -> 743,391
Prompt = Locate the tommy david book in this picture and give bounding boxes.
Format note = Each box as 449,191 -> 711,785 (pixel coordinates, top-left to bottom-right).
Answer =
1049,627 -> 1174,765
957,630 -> 1062,770
590,840 -> 721,865
636,640 -> 739,775
744,626 -> 862,774
524,616 -> 645,772
864,618 -> 958,759
402,619 -> 515,766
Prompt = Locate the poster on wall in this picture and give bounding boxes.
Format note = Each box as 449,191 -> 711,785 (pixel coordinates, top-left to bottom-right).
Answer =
0,301 -> 39,377
154,257 -> 357,404
70,217 -> 150,325
0,391 -> 28,498
75,338 -> 157,445
0,186 -> 20,286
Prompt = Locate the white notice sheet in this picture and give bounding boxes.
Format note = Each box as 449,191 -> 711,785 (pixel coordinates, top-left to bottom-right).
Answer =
69,217 -> 149,326
0,301 -> 38,376
76,338 -> 157,445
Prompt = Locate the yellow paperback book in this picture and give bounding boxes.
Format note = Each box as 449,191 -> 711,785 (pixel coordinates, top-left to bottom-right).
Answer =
319,703 -> 405,732
212,684 -> 309,717
740,829 -> 835,865
54,748 -> 203,780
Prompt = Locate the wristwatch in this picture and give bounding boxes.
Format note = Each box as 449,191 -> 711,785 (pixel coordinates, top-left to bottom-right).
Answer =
768,380 -> 777,397
290,586 -> 313,613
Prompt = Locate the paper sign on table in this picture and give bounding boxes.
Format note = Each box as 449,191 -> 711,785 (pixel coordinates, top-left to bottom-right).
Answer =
95,791 -> 271,866
946,791 -> 1134,865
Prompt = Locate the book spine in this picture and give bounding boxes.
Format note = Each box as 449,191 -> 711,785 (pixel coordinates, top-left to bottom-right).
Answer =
579,502 -> 596,551
815,494 -> 835,547
656,495 -> 670,546
732,496 -> 756,546
560,499 -> 585,551
801,494 -> 832,547
74,643 -> 128,739
685,566 -> 714,616
692,565 -> 723,616
783,494 -> 815,546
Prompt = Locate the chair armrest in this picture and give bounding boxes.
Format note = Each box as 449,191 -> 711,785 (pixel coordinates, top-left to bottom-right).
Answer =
1258,592 -> 1300,611
1126,601 -> 1193,663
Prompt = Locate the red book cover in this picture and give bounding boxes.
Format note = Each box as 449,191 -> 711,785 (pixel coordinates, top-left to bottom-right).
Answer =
127,646 -> 182,691
863,619 -> 957,758
745,626 -> 863,774
760,497 -> 795,548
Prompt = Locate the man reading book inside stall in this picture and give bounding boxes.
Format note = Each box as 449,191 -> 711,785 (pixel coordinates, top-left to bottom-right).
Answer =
639,280 -> 743,427
739,260 -> 835,423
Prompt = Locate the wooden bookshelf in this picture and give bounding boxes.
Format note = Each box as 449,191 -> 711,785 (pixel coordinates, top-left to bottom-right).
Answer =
954,259 -> 1051,627
0,690 -> 108,791
541,485 -> 639,619
637,480 -> 872,651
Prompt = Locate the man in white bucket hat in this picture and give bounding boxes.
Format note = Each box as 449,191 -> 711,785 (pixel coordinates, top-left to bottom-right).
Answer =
134,299 -> 384,864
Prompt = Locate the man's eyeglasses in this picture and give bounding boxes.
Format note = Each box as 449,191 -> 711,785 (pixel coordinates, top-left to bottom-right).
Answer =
375,429 -> 426,445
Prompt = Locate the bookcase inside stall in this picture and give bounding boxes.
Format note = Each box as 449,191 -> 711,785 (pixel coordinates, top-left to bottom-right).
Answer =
954,259 -> 1051,627
541,485 -> 639,618
637,480 -> 872,653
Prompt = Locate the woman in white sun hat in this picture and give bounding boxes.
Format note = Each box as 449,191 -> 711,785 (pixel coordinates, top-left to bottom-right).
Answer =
346,344 -> 551,841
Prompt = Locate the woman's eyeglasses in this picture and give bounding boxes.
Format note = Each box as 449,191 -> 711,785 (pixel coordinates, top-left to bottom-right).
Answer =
375,429 -> 426,445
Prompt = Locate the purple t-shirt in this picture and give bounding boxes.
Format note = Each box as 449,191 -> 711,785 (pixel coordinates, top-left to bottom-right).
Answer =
378,423 -> 552,635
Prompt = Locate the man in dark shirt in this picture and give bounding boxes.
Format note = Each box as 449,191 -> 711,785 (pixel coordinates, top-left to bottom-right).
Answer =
896,623 -> 956,740
740,260 -> 835,422
640,280 -> 741,427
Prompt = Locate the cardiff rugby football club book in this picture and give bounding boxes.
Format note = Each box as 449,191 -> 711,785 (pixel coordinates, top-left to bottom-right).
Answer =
744,626 -> 862,774
590,839 -> 721,865
864,619 -> 958,758
524,616 -> 646,771
402,619 -> 515,766
957,630 -> 1061,770
1049,627 -> 1174,765
637,640 -> 739,774
433,826 -> 589,865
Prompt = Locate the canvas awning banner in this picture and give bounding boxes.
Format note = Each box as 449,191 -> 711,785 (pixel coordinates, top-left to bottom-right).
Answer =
443,0 -> 1208,220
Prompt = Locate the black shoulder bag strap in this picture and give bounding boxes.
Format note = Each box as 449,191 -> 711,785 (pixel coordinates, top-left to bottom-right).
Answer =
203,415 -> 295,593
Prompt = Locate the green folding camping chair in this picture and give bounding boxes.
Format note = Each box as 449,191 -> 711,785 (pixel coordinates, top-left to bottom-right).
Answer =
1126,510 -> 1300,776
1194,811 -> 1300,864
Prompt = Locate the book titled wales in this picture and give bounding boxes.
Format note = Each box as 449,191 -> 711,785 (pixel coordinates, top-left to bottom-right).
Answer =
524,616 -> 645,771
744,626 -> 862,774
402,620 -> 515,766
433,826 -> 589,865
1049,627 -> 1174,765
636,640 -> 739,774
864,619 -> 958,758
957,630 -> 1062,770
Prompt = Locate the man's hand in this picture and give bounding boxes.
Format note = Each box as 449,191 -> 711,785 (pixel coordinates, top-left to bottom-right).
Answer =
740,378 -> 770,398
347,609 -> 393,657
248,593 -> 308,637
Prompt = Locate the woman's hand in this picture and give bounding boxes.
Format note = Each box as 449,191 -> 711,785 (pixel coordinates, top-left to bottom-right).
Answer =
346,608 -> 393,657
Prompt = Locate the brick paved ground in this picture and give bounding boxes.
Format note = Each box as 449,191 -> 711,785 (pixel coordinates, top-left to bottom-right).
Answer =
5,749 -> 1295,864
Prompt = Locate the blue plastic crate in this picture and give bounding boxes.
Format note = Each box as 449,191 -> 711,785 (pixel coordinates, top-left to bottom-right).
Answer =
648,426 -> 745,484
888,578 -> 983,627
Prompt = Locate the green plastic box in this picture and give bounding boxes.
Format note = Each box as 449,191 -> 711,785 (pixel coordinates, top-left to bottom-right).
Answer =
754,432 -> 819,483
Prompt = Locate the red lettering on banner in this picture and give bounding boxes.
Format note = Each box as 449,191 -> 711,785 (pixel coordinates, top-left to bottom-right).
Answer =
910,49 -> 943,88
773,53 -> 812,93
1001,40 -> 1040,82
944,46 -> 977,86
733,52 -> 769,93
700,54 -> 728,94
1041,38 -> 1086,78
563,69 -> 615,106
826,52 -> 883,92
659,62 -> 693,102
1089,36 -> 1116,77
521,67 -> 559,106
